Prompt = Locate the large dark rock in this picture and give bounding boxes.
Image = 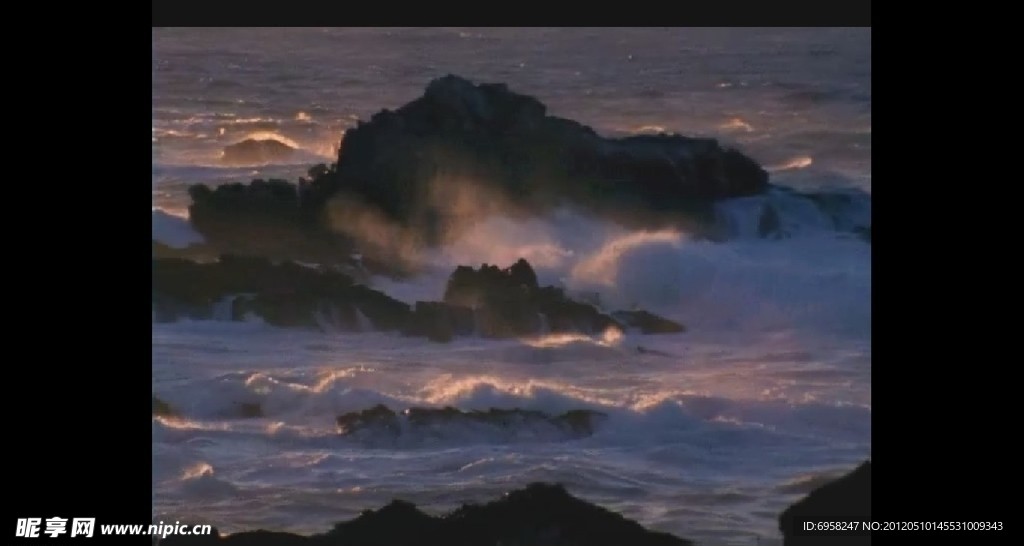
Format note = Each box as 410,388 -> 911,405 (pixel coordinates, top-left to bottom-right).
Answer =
161,482 -> 693,546
221,138 -> 297,165
326,75 -> 768,243
185,76 -> 771,270
779,461 -> 871,546
336,405 -> 608,441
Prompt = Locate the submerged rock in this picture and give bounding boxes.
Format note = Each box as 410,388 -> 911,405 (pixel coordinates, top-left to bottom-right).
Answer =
161,482 -> 693,546
779,460 -> 871,545
335,405 -> 609,440
221,138 -> 296,165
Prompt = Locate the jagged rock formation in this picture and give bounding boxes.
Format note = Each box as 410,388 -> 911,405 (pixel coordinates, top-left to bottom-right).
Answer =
444,258 -> 654,338
335,404 -> 608,440
320,75 -> 768,241
152,256 -> 685,342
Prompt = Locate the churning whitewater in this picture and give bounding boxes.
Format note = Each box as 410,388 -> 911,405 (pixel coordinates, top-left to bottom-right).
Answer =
153,28 -> 870,546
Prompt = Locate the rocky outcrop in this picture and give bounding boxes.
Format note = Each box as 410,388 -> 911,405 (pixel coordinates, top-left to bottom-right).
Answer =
185,75 -> 772,269
444,258 -> 623,338
322,75 -> 767,242
221,138 -> 296,165
336,405 -> 608,440
153,256 -> 684,342
160,482 -> 693,546
779,461 -> 871,545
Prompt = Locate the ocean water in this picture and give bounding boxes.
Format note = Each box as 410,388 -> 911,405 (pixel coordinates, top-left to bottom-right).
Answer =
152,27 -> 871,545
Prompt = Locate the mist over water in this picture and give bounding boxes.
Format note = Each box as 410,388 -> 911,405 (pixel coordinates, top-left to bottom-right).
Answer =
153,27 -> 870,546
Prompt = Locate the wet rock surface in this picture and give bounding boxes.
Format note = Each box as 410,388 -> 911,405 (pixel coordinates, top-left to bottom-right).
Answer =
336,405 -> 609,440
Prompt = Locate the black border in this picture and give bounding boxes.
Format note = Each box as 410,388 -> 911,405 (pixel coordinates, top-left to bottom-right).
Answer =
153,1 -> 871,27
13,22 -> 154,543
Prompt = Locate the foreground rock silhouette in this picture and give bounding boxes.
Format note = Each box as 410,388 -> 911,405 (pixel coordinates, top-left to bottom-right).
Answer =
152,255 -> 684,342
778,461 -> 871,545
159,482 -> 693,546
